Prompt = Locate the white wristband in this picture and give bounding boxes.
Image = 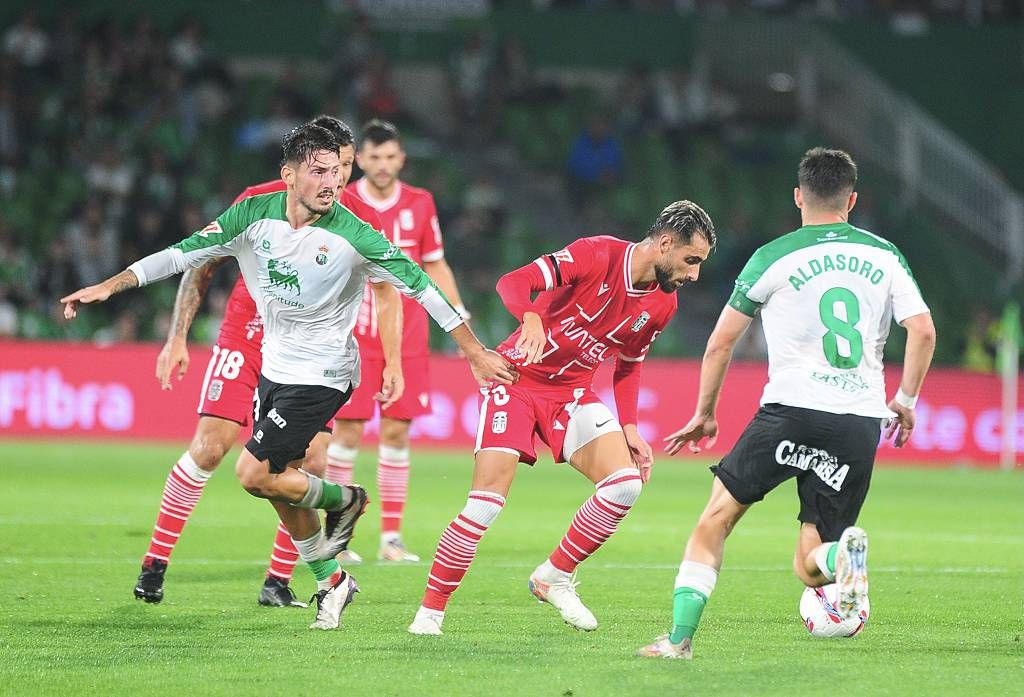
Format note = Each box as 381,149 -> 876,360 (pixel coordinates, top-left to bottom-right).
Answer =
893,387 -> 918,409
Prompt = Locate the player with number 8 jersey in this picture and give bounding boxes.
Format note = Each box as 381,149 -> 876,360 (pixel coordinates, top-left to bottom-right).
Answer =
639,148 -> 936,660
408,201 -> 716,637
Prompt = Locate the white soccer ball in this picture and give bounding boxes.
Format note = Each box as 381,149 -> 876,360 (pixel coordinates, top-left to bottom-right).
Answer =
799,583 -> 869,638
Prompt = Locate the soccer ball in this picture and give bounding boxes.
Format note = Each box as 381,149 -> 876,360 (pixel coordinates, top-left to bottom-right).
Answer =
799,583 -> 869,638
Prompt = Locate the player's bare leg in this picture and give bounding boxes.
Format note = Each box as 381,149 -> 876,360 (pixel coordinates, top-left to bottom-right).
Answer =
409,449 -> 518,635
794,523 -> 834,587
377,416 -> 418,562
135,416 -> 240,604
638,478 -> 749,659
530,431 -> 643,632
327,419 -> 365,563
239,451 -> 362,629
260,431 -> 334,608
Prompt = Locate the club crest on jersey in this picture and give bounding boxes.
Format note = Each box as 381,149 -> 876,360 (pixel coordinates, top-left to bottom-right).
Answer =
630,311 -> 651,332
207,379 -> 223,402
315,244 -> 329,266
491,411 -> 507,434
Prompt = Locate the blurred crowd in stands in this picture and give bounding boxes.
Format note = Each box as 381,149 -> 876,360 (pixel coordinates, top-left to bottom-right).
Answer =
0,7 -> 1015,366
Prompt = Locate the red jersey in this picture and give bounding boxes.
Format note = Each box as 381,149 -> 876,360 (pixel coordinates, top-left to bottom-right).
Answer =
347,178 -> 445,360
496,236 -> 677,389
218,179 -> 384,344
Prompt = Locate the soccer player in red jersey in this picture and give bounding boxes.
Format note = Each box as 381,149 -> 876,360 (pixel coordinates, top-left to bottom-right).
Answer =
329,120 -> 470,563
133,116 -> 405,607
408,201 -> 716,635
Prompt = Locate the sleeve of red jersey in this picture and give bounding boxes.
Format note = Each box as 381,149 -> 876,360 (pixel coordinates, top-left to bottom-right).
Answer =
495,237 -> 599,321
612,357 -> 644,427
419,193 -> 445,263
613,308 -> 671,426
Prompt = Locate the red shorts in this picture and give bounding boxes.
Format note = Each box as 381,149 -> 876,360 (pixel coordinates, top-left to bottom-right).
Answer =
475,381 -> 622,465
334,355 -> 432,422
196,337 -> 262,427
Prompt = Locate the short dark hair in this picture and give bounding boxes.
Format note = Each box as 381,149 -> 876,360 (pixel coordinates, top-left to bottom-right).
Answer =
359,118 -> 400,148
309,115 -> 354,149
281,124 -> 339,167
798,147 -> 857,208
647,200 -> 716,249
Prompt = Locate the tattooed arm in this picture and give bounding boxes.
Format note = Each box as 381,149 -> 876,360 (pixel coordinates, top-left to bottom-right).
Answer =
61,268 -> 141,318
156,257 -> 231,389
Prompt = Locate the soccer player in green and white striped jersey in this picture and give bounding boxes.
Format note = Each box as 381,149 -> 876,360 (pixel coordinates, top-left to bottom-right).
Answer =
638,148 -> 936,659
61,124 -> 515,630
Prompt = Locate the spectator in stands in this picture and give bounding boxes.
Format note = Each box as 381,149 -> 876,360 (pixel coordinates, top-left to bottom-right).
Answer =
64,198 -> 120,288
617,63 -> 659,135
960,307 -> 1000,373
449,30 -> 495,132
3,9 -> 49,70
566,115 -> 625,209
0,286 -> 16,337
353,51 -> 403,124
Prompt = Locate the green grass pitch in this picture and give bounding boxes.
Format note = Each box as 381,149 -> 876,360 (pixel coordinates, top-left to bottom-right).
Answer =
0,440 -> 1021,696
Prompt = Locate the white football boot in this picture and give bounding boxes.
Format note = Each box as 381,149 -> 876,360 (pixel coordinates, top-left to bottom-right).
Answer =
835,526 -> 869,621
636,634 -> 693,660
528,561 -> 598,631
309,572 -> 359,630
336,549 -> 363,564
378,537 -> 420,563
408,606 -> 444,635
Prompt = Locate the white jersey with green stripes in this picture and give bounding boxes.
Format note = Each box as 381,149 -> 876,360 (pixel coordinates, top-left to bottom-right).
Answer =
729,222 -> 929,418
128,191 -> 462,391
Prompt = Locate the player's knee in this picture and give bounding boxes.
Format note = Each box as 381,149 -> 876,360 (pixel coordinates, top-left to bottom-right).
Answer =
380,419 -> 410,449
189,429 -> 234,470
595,468 -> 643,507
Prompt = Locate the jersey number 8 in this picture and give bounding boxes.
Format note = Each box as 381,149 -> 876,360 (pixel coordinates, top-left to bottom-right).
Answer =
818,287 -> 863,369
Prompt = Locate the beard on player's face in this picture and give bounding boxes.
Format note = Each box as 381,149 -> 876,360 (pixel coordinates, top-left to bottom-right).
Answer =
299,187 -> 335,215
654,262 -> 688,293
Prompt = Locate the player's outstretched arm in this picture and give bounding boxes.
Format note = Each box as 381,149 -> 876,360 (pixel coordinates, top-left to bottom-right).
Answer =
156,257 -> 231,390
370,280 -> 405,409
424,258 -> 470,320
665,306 -> 752,455
885,311 -> 936,448
61,268 -> 140,320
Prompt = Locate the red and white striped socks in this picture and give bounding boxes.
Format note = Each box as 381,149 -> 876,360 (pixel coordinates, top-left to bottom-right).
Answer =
143,453 -> 212,564
548,468 -> 643,574
378,445 -> 410,539
266,522 -> 301,581
325,443 -> 356,486
421,490 -> 506,611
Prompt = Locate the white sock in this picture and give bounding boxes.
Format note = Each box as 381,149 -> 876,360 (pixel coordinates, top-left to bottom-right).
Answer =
814,543 -> 836,582
178,452 -> 213,482
535,558 -> 568,580
674,560 -> 718,597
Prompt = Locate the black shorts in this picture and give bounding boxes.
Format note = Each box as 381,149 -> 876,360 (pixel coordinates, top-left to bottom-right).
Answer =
710,404 -> 882,542
246,376 -> 351,474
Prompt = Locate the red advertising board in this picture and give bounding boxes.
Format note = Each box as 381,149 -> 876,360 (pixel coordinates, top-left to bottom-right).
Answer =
0,340 -> 1018,466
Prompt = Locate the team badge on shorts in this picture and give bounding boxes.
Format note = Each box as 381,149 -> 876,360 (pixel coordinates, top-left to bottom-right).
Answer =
491,411 -> 508,434
315,244 -> 329,265
631,311 -> 651,332
207,379 -> 224,402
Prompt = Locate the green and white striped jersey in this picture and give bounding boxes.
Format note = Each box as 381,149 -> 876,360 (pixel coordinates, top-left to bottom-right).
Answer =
728,222 -> 929,418
128,191 -> 462,391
